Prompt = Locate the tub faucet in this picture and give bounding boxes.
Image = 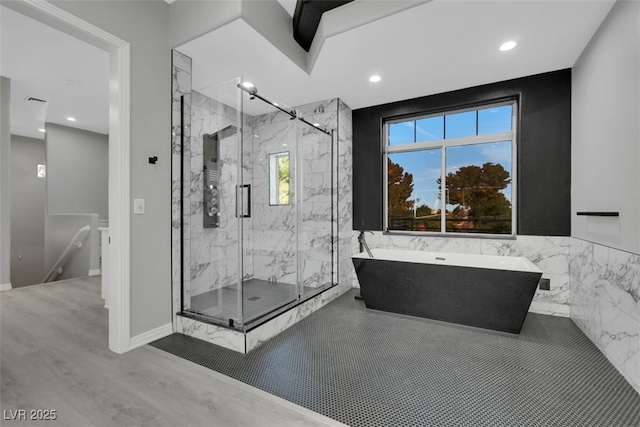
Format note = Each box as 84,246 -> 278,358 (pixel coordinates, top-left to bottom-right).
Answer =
358,230 -> 374,258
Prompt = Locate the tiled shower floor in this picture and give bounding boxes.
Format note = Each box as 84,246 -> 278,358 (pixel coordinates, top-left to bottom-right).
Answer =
189,279 -> 315,323
152,289 -> 640,427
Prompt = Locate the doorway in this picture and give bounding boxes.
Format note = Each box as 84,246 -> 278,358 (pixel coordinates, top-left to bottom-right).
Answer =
1,0 -> 131,354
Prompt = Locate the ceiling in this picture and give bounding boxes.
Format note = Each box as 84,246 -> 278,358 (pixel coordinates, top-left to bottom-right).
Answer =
277,0 -> 297,17
0,0 -> 616,138
179,0 -> 615,118
0,6 -> 109,140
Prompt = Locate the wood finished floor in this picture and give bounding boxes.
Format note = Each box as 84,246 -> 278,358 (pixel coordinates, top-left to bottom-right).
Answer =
0,277 -> 344,427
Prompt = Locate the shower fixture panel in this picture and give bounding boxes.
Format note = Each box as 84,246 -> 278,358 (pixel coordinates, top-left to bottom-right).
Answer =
203,125 -> 237,228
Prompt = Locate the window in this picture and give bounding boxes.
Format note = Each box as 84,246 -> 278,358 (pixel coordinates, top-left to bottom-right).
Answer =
269,152 -> 290,205
385,102 -> 516,235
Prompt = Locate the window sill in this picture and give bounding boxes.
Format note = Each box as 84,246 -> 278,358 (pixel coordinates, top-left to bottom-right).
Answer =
383,230 -> 517,240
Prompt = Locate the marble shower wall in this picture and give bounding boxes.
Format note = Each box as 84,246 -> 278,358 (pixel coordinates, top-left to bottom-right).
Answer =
352,232 -> 571,317
337,100 -> 353,290
189,91 -> 253,298
570,238 -> 640,393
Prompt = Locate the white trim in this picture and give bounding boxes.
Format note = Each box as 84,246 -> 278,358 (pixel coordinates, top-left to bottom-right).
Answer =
15,0 -> 131,354
88,269 -> 101,276
129,323 -> 173,351
387,132 -> 514,153
0,283 -> 12,292
108,41 -> 131,355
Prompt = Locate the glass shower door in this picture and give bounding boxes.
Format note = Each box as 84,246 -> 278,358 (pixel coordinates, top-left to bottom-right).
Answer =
240,93 -> 300,323
187,77 -> 243,325
297,119 -> 335,299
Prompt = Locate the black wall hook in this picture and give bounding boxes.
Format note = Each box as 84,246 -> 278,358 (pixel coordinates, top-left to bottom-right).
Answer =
149,156 -> 158,164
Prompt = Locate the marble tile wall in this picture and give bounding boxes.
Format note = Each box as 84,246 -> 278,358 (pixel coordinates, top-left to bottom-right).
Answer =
337,100 -> 354,290
177,315 -> 245,353
171,50 -> 192,321
570,238 -> 640,393
352,232 -> 571,317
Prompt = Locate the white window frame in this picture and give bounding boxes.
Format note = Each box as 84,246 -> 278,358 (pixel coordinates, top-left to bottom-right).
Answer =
383,101 -> 518,237
269,151 -> 290,206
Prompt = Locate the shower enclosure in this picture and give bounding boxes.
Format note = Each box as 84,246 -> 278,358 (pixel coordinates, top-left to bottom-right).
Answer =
180,77 -> 337,329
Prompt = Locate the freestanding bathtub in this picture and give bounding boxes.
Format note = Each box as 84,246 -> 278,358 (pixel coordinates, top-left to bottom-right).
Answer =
352,249 -> 543,334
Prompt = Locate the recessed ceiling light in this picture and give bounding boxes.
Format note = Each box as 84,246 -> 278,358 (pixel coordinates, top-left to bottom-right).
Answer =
242,81 -> 254,89
272,102 -> 279,106
499,41 -> 517,51
369,75 -> 382,83
38,128 -> 46,133
313,123 -> 320,127
67,117 -> 76,122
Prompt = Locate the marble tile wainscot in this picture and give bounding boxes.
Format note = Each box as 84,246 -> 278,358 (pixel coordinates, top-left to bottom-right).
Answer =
570,237 -> 640,394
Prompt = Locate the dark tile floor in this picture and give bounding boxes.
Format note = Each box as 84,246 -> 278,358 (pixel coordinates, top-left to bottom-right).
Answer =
152,289 -> 640,427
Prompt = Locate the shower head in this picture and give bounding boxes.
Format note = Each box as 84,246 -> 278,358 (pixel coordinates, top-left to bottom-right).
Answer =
215,125 -> 237,140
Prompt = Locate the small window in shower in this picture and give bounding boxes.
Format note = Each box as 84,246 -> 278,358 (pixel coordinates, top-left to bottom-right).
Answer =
269,152 -> 290,205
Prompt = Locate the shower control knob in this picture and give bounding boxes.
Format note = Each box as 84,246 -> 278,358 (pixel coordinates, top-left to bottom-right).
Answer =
210,188 -> 218,196
211,199 -> 217,205
207,211 -> 214,217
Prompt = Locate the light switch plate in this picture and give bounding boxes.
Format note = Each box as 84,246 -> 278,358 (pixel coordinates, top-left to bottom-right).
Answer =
133,198 -> 145,214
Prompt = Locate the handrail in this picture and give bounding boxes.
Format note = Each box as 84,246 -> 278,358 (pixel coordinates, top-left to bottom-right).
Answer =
42,225 -> 91,283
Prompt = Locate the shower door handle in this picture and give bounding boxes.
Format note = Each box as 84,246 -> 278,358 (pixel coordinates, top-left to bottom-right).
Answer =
239,184 -> 251,218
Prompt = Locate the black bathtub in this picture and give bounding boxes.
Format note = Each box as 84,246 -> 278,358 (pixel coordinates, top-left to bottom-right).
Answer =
352,249 -> 543,334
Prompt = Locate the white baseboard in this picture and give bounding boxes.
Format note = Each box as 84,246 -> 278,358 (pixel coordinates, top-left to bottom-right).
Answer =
128,323 -> 173,351
0,283 -> 12,292
88,269 -> 101,276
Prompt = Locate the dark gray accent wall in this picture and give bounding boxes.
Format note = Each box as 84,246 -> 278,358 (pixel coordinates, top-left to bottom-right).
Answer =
10,135 -> 45,288
352,69 -> 571,236
45,123 -> 108,220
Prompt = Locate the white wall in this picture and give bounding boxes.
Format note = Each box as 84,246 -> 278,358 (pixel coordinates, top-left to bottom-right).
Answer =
570,0 -> 640,394
45,123 -> 108,220
50,0 -> 172,337
572,0 -> 640,254
10,135 -> 45,288
0,76 -> 11,289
